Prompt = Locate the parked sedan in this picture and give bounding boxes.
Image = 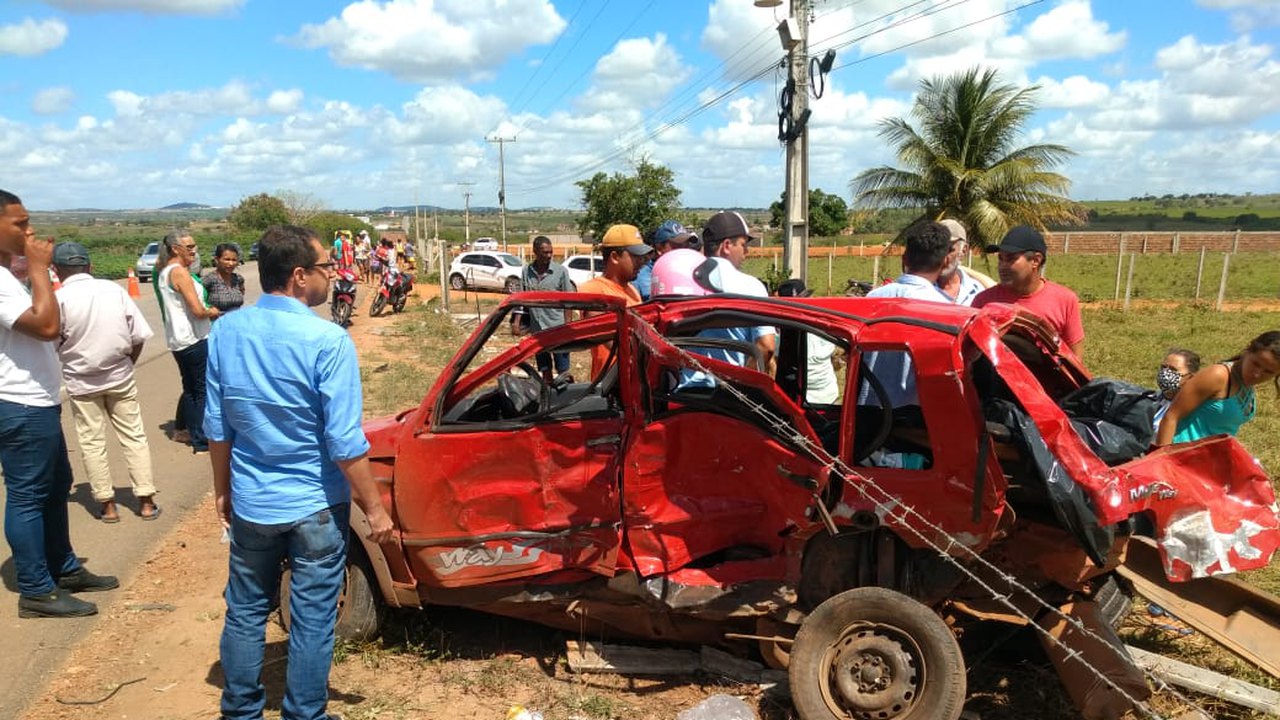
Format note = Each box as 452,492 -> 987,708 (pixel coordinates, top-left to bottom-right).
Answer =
447,251 -> 523,293
135,242 -> 160,282
562,254 -> 603,288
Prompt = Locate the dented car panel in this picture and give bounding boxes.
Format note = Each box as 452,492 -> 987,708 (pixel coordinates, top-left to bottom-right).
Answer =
368,292 -> 1279,630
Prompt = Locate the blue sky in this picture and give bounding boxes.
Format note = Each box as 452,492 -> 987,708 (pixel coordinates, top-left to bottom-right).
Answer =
1,0 -> 1278,210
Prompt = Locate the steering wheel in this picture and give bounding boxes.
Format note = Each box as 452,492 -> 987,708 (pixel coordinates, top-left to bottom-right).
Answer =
854,361 -> 895,463
505,361 -> 551,415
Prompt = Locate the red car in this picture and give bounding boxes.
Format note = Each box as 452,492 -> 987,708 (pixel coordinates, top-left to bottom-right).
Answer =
317,292 -> 1280,720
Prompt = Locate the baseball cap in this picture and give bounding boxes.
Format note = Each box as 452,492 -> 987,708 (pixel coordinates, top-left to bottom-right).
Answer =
652,220 -> 699,248
938,219 -> 967,244
599,224 -> 653,256
994,225 -> 1047,255
53,241 -> 90,266
776,278 -> 813,298
701,211 -> 758,246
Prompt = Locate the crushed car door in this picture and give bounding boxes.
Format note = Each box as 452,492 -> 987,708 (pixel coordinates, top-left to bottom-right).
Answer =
618,315 -> 828,579
393,295 -> 630,588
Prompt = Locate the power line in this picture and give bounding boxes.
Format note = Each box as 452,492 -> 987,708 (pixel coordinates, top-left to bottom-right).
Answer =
508,0 -> 611,127
504,0 -> 588,117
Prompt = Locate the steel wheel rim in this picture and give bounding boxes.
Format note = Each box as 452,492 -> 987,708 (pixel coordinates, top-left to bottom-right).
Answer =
818,621 -> 924,719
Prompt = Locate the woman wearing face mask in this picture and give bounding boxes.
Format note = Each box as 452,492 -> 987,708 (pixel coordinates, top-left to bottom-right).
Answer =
1151,348 -> 1200,432
1155,331 -> 1280,446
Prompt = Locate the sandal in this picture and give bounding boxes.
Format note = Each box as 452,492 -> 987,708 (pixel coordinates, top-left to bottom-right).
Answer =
138,497 -> 162,521
100,501 -> 121,524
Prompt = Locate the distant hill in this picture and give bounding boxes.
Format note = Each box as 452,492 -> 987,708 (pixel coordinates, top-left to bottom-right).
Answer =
160,202 -> 212,210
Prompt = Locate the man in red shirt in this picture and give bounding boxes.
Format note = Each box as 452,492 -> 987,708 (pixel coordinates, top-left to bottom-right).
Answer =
972,225 -> 1085,358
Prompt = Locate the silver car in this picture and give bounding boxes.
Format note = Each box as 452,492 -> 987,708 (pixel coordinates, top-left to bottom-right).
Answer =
135,242 -> 160,282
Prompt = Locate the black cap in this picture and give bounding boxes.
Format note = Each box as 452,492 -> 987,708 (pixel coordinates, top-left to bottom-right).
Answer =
994,225 -> 1047,255
701,211 -> 758,246
776,278 -> 812,297
53,241 -> 90,266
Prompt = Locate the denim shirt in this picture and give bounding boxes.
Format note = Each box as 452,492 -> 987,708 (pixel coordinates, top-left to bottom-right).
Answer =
204,294 -> 369,524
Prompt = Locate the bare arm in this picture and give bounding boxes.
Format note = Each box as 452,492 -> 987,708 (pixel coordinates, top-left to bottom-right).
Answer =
12,235 -> 59,341
1155,364 -> 1227,446
335,454 -> 394,544
168,264 -> 220,320
1068,339 -> 1084,359
210,440 -> 233,530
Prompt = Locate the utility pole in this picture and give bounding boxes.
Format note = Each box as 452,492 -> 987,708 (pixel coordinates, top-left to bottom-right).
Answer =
782,0 -> 811,282
487,136 -> 514,250
457,182 -> 475,243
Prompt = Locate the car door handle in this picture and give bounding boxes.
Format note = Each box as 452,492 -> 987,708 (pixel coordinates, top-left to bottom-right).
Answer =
586,434 -> 621,448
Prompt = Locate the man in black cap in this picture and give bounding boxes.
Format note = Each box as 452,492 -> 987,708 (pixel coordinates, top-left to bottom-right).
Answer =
972,225 -> 1084,357
701,210 -> 775,368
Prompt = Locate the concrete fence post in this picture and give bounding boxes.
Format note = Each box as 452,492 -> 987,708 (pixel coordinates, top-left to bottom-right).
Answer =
1233,229 -> 1240,254
1172,232 -> 1180,255
1114,233 -> 1126,300
1123,253 -> 1136,312
872,255 -> 881,285
1141,234 -> 1149,253
1063,233 -> 1070,254
1216,253 -> 1231,311
1195,246 -> 1206,301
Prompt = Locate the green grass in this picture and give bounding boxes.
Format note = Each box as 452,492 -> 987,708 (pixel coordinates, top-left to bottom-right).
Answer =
741,251 -> 1280,301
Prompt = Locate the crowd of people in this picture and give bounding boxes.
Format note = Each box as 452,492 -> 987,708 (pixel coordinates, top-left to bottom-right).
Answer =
2,181 -> 1278,720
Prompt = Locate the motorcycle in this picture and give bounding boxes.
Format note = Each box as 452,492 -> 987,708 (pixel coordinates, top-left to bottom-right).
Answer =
370,267 -> 414,317
331,266 -> 359,327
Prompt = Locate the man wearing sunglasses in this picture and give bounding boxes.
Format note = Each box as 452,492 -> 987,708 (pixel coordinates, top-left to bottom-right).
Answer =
204,225 -> 394,720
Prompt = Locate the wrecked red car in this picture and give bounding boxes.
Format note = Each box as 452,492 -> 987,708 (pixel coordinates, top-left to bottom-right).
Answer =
324,292 -> 1280,720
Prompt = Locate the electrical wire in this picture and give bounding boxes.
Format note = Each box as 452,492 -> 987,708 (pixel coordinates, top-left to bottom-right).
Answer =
503,0 -> 588,119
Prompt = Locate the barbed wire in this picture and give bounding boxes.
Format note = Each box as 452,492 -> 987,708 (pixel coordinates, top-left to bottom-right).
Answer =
622,310 -> 1218,720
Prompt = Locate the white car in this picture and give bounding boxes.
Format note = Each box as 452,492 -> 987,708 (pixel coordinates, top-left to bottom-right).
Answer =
471,237 -> 499,251
135,242 -> 160,282
563,254 -> 603,289
449,251 -> 524,293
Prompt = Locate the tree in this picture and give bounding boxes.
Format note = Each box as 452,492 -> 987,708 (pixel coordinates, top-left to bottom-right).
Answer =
276,190 -> 325,225
575,158 -> 681,240
850,67 -> 1085,250
769,189 -> 849,237
227,193 -> 290,235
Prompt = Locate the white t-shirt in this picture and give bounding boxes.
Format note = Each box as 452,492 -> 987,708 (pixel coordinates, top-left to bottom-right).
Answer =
158,263 -> 210,352
806,334 -> 839,404
0,267 -> 61,406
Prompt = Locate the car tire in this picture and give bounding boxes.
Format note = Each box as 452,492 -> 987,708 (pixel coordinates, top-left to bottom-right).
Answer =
789,587 -> 966,720
449,273 -> 466,291
279,543 -> 383,643
504,276 -> 521,294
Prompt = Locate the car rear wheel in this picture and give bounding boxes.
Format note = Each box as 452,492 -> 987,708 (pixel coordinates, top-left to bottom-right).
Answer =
449,273 -> 466,291
789,587 -> 965,720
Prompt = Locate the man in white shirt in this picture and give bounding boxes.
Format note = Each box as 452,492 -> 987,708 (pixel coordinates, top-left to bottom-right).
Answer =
936,219 -> 984,306
0,190 -> 118,619
54,242 -> 159,524
700,211 -> 776,370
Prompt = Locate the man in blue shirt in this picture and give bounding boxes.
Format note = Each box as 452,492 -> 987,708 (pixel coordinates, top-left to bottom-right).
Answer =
205,224 -> 393,720
635,220 -> 699,301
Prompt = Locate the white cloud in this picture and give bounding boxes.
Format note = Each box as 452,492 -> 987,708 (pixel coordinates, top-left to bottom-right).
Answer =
377,86 -> 506,145
1033,74 -> 1111,109
266,89 -> 304,114
294,0 -> 566,83
0,18 -> 68,57
578,34 -> 694,112
1196,0 -> 1280,32
107,82 -> 303,117
996,0 -> 1126,61
42,0 -> 243,14
32,86 -> 76,115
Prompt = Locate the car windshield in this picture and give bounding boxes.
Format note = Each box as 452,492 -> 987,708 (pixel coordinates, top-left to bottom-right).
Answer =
498,254 -> 521,267
142,243 -> 158,255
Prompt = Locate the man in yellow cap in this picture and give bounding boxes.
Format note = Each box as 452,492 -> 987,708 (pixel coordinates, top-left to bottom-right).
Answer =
579,224 -> 652,376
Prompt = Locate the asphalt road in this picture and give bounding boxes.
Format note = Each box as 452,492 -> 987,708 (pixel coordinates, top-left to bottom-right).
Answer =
0,263 -> 279,720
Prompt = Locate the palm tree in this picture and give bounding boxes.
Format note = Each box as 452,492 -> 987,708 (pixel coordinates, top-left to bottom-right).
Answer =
850,67 -> 1086,249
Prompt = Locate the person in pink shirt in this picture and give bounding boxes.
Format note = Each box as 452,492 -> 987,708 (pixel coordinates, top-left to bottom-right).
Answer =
972,225 -> 1085,358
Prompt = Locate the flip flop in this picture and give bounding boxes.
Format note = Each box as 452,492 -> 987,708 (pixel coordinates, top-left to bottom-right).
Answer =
101,514 -> 121,524
140,506 -> 163,521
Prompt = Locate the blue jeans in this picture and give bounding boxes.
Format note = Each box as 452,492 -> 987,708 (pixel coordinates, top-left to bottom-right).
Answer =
0,400 -> 80,596
172,339 -> 208,450
536,350 -> 570,375
220,504 -> 349,720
